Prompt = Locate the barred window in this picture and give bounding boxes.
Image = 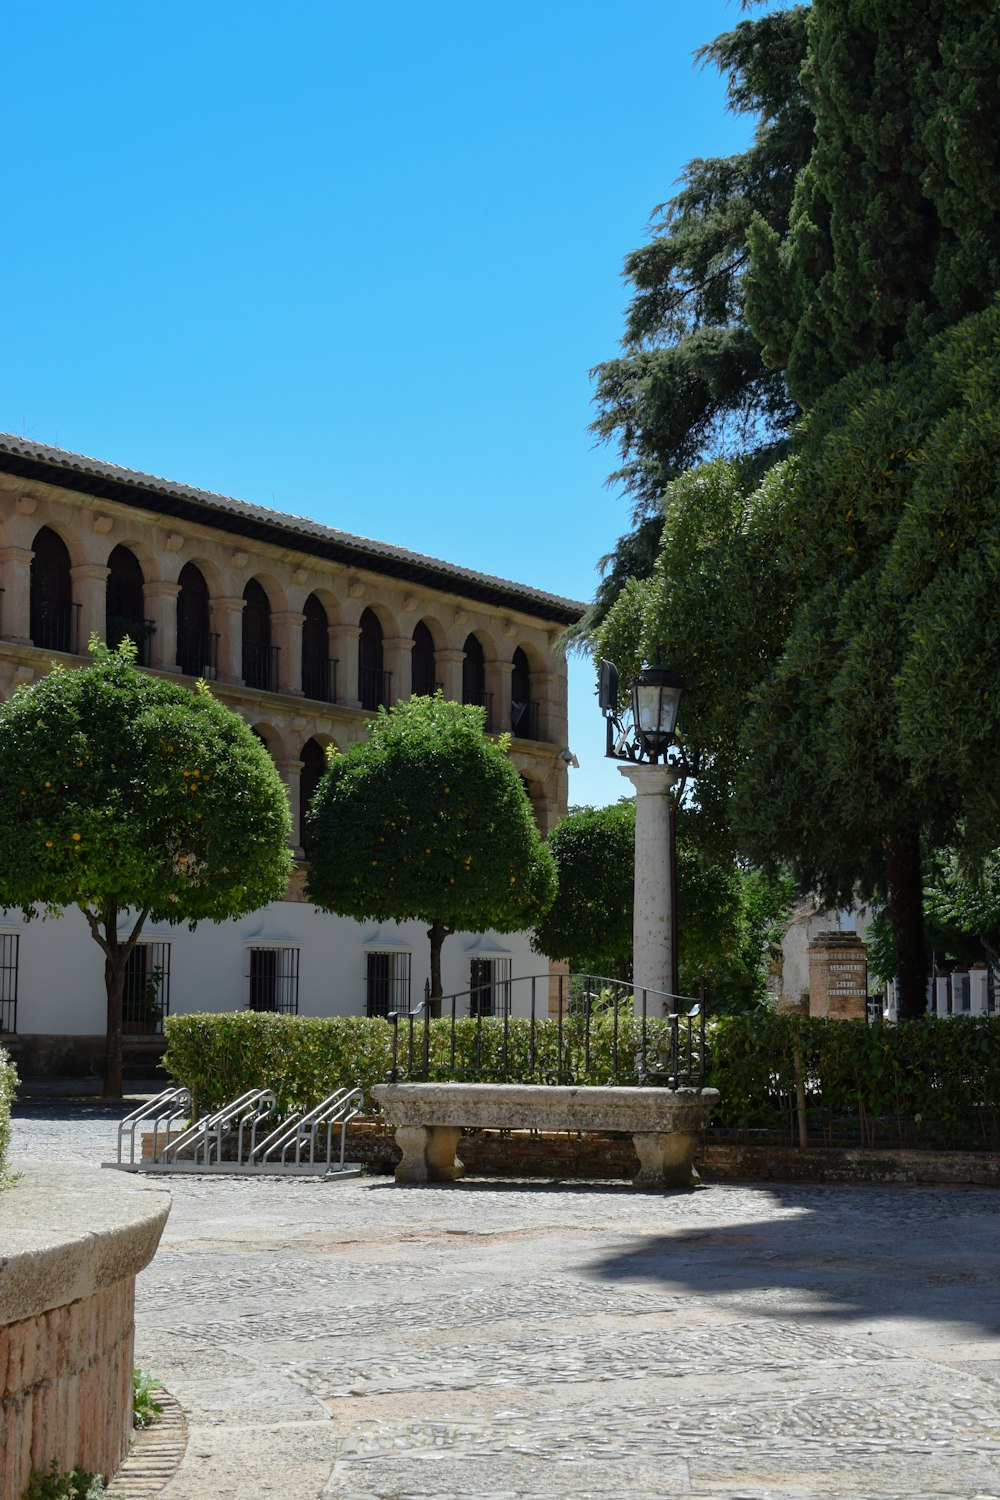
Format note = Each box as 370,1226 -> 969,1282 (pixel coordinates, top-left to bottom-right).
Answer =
0,933 -> 19,1034
248,946 -> 299,1014
366,951 -> 411,1017
123,942 -> 171,1033
469,957 -> 511,1018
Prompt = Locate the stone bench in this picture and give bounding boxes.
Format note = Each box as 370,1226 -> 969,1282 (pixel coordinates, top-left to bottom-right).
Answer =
370,1081 -> 719,1189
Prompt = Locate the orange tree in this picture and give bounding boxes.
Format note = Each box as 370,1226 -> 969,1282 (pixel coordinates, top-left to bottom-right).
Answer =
306,695 -> 556,1009
0,641 -> 292,1096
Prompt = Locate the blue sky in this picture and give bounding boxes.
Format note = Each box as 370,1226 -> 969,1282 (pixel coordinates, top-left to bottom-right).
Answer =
5,0 -> 779,806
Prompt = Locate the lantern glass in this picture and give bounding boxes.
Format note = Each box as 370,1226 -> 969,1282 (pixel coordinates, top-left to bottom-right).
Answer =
630,664 -> 683,759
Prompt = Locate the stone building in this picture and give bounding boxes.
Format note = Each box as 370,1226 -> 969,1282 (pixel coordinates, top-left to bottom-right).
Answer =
0,435 -> 582,1059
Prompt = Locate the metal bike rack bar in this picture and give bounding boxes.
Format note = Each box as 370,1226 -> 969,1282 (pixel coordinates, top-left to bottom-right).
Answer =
105,1085 -> 363,1178
110,1087 -> 192,1170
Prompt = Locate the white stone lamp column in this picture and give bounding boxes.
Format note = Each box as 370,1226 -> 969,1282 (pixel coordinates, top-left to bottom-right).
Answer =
618,761 -> 681,1016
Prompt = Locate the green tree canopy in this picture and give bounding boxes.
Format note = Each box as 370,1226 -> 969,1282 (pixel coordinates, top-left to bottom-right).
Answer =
531,798 -> 790,1011
746,0 -> 1000,406
305,696 -> 557,1007
577,4 -> 812,643
0,642 -> 293,1095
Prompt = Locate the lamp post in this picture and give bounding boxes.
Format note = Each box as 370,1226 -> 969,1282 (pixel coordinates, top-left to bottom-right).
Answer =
599,657 -> 687,1013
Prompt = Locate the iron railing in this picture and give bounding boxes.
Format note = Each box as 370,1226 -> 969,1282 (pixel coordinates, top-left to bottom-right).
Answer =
302,654 -> 337,703
360,666 -> 392,711
511,699 -> 539,740
244,642 -> 280,692
387,972 -> 707,1090
31,600 -> 81,654
464,689 -> 495,731
107,615 -> 155,665
176,628 -> 219,679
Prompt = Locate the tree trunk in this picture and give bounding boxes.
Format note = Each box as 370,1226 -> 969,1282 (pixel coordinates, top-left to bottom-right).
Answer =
427,920 -> 451,1020
883,827 -> 927,1020
104,944 -> 126,1100
80,901 -> 150,1100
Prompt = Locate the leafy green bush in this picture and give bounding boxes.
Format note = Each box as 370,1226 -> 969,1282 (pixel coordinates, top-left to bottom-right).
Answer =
708,1012 -> 1000,1149
132,1369 -> 163,1429
0,1044 -> 18,1186
165,1010 -> 1000,1152
21,1462 -> 116,1500
163,1010 -> 685,1118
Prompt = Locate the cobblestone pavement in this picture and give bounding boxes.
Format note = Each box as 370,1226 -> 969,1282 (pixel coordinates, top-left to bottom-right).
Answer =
11,1100 -> 1000,1500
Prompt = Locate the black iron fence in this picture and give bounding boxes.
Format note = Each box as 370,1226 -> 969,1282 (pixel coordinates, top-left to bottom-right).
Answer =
387,972 -> 706,1090
244,642 -> 280,692
31,600 -> 81,654
176,629 -> 219,679
303,654 -> 337,703
360,667 -> 392,711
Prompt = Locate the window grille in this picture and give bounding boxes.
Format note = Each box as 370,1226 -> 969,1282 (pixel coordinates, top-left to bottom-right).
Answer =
0,934 -> 19,1033
366,951 -> 411,1017
248,946 -> 300,1013
123,942 -> 171,1033
469,957 -> 512,1018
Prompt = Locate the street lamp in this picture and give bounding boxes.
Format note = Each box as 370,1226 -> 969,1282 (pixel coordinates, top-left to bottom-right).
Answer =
631,661 -> 684,763
598,656 -> 688,1012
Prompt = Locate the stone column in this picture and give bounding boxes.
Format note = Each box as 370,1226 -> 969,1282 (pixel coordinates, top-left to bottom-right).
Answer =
329,624 -> 361,707
533,669 -> 561,745
144,581 -> 181,673
70,564 -> 110,653
212,597 -> 246,685
435,648 -> 465,703
272,611 -> 305,696
618,762 -> 681,1016
276,756 -> 304,858
382,635 -> 413,706
0,546 -> 34,643
485,657 -> 513,733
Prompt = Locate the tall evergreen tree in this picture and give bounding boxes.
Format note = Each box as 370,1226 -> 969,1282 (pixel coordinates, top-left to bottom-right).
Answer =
578,5 -> 812,640
746,0 -> 1000,404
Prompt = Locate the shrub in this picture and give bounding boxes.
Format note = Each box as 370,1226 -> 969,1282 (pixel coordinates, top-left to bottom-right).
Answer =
162,1010 -> 685,1118
164,1010 -> 1000,1152
0,1044 -> 18,1186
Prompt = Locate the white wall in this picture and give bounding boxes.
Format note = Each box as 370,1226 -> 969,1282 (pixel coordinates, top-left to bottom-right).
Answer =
1,903 -> 543,1035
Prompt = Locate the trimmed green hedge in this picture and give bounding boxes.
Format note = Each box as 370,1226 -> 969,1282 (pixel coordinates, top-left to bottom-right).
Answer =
708,1011 -> 1000,1149
163,1010 -> 1000,1152
162,1009 -> 682,1119
0,1044 -> 18,1186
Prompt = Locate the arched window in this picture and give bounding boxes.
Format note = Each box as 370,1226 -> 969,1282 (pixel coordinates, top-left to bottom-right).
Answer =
106,545 -> 147,662
299,737 -> 327,847
176,563 -> 216,678
359,608 -> 386,710
30,527 -> 76,653
302,594 -> 333,701
242,579 -> 275,691
462,634 -> 491,727
411,621 -> 437,697
511,647 -> 537,739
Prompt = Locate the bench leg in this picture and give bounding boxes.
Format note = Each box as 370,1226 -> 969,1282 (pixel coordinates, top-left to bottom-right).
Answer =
393,1125 -> 465,1184
631,1130 -> 700,1190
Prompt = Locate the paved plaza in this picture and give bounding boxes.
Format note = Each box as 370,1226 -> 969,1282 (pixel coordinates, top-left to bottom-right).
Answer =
10,1098 -> 1000,1500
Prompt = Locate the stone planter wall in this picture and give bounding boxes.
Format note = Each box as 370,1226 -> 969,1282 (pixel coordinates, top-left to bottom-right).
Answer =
0,1166 -> 170,1500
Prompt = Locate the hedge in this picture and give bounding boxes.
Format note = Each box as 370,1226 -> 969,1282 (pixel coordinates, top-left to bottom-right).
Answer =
163,1010 -> 1000,1152
0,1044 -> 18,1185
162,1009 -> 683,1119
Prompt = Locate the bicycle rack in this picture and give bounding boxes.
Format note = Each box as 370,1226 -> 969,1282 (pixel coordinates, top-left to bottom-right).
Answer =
113,1087 -> 191,1168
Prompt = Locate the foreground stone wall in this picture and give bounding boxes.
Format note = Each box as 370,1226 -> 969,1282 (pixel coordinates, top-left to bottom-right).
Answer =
0,1166 -> 170,1500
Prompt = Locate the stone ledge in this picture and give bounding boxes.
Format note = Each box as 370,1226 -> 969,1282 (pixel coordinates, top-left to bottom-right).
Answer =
0,1165 -> 170,1326
372,1081 -> 719,1135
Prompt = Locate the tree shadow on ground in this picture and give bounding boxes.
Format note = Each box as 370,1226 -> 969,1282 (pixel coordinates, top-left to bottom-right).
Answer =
578,1179 -> 1000,1336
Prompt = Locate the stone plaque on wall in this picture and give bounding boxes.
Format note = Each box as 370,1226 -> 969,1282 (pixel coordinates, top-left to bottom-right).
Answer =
808,931 -> 868,1020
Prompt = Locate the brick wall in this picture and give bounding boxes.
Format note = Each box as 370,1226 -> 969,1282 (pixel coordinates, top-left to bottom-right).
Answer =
0,1281 -> 135,1500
